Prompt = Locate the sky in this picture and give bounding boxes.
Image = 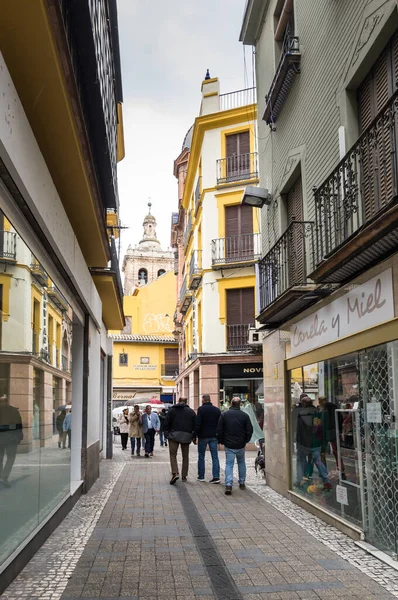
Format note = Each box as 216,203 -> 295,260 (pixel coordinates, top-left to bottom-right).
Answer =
116,0 -> 254,256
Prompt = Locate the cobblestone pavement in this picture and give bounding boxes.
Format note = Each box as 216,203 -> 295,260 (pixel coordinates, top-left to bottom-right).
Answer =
1,442 -> 397,600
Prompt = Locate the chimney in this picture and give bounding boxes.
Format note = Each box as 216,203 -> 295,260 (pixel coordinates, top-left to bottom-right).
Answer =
200,69 -> 220,116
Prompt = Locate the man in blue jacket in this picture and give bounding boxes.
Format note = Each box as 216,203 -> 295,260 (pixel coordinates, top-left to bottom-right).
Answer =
194,394 -> 221,484
142,406 -> 160,458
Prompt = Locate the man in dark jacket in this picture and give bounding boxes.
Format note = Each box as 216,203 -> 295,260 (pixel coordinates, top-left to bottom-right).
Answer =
0,395 -> 23,487
164,397 -> 196,485
217,397 -> 253,495
158,408 -> 168,447
194,394 -> 221,484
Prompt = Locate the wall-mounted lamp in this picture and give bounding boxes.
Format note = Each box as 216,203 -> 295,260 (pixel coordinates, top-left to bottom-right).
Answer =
241,186 -> 272,208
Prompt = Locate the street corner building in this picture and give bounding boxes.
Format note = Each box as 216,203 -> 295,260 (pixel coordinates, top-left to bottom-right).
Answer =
0,0 -> 125,591
171,72 -> 265,437
111,210 -> 178,406
240,0 -> 398,562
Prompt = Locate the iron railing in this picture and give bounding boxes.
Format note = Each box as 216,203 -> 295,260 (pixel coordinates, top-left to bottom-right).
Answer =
184,212 -> 193,246
48,284 -> 69,312
0,231 -> 17,260
194,176 -> 202,213
220,87 -> 256,111
212,233 -> 261,266
258,221 -> 315,313
217,152 -> 258,185
189,250 -> 202,279
30,256 -> 48,286
180,275 -> 188,305
161,364 -> 179,378
263,31 -> 300,125
314,90 -> 398,266
227,323 -> 254,351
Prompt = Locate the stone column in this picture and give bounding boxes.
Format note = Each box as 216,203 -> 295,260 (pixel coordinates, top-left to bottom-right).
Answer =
42,371 -> 54,447
199,363 -> 219,406
9,362 -> 34,453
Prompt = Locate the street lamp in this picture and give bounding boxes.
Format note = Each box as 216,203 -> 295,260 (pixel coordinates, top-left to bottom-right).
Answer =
241,186 -> 272,208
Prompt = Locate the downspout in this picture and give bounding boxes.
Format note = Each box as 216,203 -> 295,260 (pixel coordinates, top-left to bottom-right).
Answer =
274,0 -> 293,41
106,355 -> 113,459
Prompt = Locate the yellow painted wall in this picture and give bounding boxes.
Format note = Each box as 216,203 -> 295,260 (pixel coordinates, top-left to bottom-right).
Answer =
113,342 -> 177,389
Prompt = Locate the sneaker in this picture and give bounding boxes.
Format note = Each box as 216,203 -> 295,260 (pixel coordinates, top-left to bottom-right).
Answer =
209,478 -> 221,484
239,483 -> 246,490
164,442 -> 168,447
170,474 -> 179,485
323,482 -> 333,491
182,476 -> 187,482
149,452 -> 153,457
197,477 -> 205,482
136,453 -> 141,457
145,454 -> 149,458
225,486 -> 232,495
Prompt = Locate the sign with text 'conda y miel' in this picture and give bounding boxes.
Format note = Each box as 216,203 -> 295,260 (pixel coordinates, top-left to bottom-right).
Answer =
289,269 -> 394,358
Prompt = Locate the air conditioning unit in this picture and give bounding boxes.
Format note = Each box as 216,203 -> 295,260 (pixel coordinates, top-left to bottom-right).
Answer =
247,328 -> 263,346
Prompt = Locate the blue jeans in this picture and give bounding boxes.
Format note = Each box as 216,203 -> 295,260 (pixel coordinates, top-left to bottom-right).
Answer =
159,431 -> 167,446
296,445 -> 329,483
198,437 -> 220,479
130,437 -> 141,454
225,447 -> 246,487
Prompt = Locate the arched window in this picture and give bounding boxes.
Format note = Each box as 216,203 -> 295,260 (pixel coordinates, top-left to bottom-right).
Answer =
138,268 -> 148,284
157,269 -> 166,277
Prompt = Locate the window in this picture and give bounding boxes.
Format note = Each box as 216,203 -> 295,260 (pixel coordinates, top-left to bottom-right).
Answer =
225,204 -> 253,260
226,288 -> 255,349
119,353 -> 128,366
157,269 -> 165,277
163,347 -> 178,377
225,131 -> 250,181
138,268 -> 148,284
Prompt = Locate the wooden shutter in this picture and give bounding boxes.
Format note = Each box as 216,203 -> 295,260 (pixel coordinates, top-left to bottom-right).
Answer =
226,289 -> 241,325
238,131 -> 250,155
226,134 -> 238,157
225,205 -> 253,259
165,348 -> 178,364
226,288 -> 254,349
242,288 -> 255,324
286,177 -> 305,286
286,176 -> 303,223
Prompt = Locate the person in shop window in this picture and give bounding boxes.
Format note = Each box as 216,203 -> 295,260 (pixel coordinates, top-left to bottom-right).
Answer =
56,410 -> 67,449
341,401 -> 354,449
129,405 -> 143,456
295,396 -> 332,491
0,395 -> 23,488
318,396 -> 346,480
118,408 -> 130,450
62,408 -> 72,449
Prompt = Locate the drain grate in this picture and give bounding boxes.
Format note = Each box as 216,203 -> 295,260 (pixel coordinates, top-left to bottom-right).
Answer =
176,485 -> 244,600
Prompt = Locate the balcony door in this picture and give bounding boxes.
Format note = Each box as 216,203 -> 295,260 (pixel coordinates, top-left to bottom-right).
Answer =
225,204 -> 253,261
357,31 -> 398,222
285,176 -> 305,289
226,288 -> 254,350
226,131 -> 250,181
164,348 -> 178,377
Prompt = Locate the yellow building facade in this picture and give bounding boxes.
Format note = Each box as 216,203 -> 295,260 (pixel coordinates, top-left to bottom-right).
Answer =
111,270 -> 178,405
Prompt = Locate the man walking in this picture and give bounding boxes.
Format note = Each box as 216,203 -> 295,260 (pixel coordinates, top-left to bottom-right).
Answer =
217,397 -> 253,495
0,395 -> 23,487
194,394 -> 221,483
142,405 -> 160,458
164,397 -> 196,485
63,408 -> 72,449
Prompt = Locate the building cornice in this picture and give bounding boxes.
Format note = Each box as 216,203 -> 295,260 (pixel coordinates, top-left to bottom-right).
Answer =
239,0 -> 270,45
111,334 -> 177,344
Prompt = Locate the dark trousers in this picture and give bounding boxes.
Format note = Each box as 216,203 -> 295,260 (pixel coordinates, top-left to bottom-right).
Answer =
130,437 -> 141,454
120,433 -> 128,449
168,439 -> 190,478
0,444 -> 18,481
145,429 -> 156,454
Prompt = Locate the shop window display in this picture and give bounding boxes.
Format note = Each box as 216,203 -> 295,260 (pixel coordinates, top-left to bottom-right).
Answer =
0,217 -> 73,567
289,344 -> 398,556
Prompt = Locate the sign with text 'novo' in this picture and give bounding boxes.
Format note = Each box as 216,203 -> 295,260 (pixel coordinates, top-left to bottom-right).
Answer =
289,269 -> 394,358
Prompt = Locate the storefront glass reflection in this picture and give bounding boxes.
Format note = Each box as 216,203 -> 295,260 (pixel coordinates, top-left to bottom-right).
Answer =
289,343 -> 398,556
0,216 -> 73,566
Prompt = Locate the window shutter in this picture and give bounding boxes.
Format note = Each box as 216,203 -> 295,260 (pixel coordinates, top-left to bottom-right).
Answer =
226,289 -> 241,325
286,176 -> 303,223
226,134 -> 238,157
225,205 -> 254,259
225,205 -> 240,238
374,51 -> 390,113
393,32 -> 398,89
165,348 -> 178,364
286,176 -> 305,284
241,288 -> 255,325
238,131 -> 250,155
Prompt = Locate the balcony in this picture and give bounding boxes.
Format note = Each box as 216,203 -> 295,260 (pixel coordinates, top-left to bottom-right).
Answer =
90,236 -> 124,329
161,364 -> 179,378
188,250 -> 203,290
262,34 -> 301,125
48,284 -> 69,312
184,211 -> 193,247
310,90 -> 398,284
257,222 -> 331,328
179,276 -> 193,314
216,152 -> 258,185
31,256 -> 48,287
212,233 -> 261,268
0,231 -> 17,262
227,324 -> 254,351
194,176 -> 202,215
219,87 -> 256,111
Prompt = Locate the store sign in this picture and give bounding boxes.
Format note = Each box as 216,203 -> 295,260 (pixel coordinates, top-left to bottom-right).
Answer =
113,392 -> 136,401
336,484 -> 349,506
220,363 -> 263,379
290,269 -> 394,358
133,364 -> 157,370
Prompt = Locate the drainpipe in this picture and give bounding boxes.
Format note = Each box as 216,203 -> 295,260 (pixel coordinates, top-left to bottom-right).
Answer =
274,0 -> 293,41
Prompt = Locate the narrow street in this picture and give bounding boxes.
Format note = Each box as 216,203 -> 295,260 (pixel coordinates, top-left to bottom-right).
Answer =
2,443 -> 398,600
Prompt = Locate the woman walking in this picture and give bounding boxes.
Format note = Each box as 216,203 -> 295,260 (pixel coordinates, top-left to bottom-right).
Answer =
118,408 -> 129,450
129,405 -> 143,456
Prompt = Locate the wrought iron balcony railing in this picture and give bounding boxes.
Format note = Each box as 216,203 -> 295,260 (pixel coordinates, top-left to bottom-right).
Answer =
212,233 -> 261,267
31,256 -> 48,287
188,250 -> 203,290
194,176 -> 202,214
227,323 -> 254,351
0,231 -> 17,261
312,90 -> 398,283
263,32 -> 300,125
219,87 -> 256,111
258,221 -> 315,313
184,211 -> 193,246
179,275 -> 193,314
161,364 -> 179,378
48,284 -> 69,312
217,152 -> 258,185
